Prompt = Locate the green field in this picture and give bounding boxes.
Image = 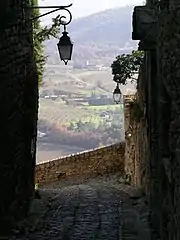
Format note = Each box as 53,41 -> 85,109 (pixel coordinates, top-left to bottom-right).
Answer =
39,101 -> 94,124
39,67 -> 132,125
78,88 -> 106,95
39,98 -> 124,125
88,104 -> 123,111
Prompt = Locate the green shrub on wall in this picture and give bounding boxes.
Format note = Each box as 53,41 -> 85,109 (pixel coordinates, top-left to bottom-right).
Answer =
111,50 -> 144,85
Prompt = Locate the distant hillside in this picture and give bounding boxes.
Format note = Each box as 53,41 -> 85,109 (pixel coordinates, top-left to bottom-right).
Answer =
45,5 -> 138,65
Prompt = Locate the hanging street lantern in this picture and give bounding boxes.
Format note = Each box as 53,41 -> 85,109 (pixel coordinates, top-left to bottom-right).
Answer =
57,7 -> 73,65
30,4 -> 73,65
113,83 -> 122,104
57,29 -> 73,65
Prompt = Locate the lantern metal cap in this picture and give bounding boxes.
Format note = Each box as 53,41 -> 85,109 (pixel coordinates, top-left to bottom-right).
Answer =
58,31 -> 72,45
113,84 -> 121,94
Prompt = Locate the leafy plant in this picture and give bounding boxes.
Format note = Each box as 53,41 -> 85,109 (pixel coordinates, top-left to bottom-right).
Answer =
111,50 -> 144,85
31,0 -> 61,85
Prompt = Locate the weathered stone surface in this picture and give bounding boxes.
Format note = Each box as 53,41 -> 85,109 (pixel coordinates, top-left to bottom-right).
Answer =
123,92 -> 148,190
35,143 -> 125,184
130,2 -> 180,239
11,174 -> 151,240
132,6 -> 157,49
0,0 -> 38,230
157,7 -> 180,240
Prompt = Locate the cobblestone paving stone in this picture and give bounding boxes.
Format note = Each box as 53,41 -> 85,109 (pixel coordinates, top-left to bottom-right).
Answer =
11,173 -> 151,240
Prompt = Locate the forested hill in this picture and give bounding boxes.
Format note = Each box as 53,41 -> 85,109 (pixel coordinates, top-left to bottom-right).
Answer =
45,5 -> 138,65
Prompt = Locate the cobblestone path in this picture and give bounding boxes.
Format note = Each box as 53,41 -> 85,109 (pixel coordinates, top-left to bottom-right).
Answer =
12,174 -> 150,240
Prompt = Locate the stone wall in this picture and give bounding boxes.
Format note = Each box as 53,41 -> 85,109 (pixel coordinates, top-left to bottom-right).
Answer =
157,6 -> 180,240
117,89 -> 150,200
130,2 -> 180,239
135,5 -> 180,240
123,66 -> 149,192
0,0 -> 38,230
123,94 -> 137,186
35,143 -> 125,184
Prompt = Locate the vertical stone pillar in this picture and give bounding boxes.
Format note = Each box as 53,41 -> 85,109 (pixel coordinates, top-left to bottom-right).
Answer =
124,90 -> 148,189
123,94 -> 137,186
158,6 -> 180,239
0,0 -> 38,232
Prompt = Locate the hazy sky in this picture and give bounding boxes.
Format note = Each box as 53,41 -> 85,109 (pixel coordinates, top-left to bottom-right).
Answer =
39,0 -> 143,24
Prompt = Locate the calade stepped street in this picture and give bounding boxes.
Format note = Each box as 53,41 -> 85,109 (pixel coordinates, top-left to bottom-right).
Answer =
8,174 -> 151,240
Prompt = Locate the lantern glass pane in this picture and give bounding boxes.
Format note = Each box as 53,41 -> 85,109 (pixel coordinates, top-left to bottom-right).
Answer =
58,44 -> 73,61
113,93 -> 121,103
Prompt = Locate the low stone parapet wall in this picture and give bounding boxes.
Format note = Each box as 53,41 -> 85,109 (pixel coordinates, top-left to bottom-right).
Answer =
35,142 -> 125,184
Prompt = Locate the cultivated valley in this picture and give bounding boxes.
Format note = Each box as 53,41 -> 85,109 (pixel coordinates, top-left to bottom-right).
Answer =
36,5 -> 137,162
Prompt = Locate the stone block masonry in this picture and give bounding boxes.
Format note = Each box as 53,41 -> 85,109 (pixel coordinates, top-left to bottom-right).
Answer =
0,0 -> 38,231
35,142 -> 125,184
128,3 -> 180,238
123,91 -> 148,190
123,95 -> 137,186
